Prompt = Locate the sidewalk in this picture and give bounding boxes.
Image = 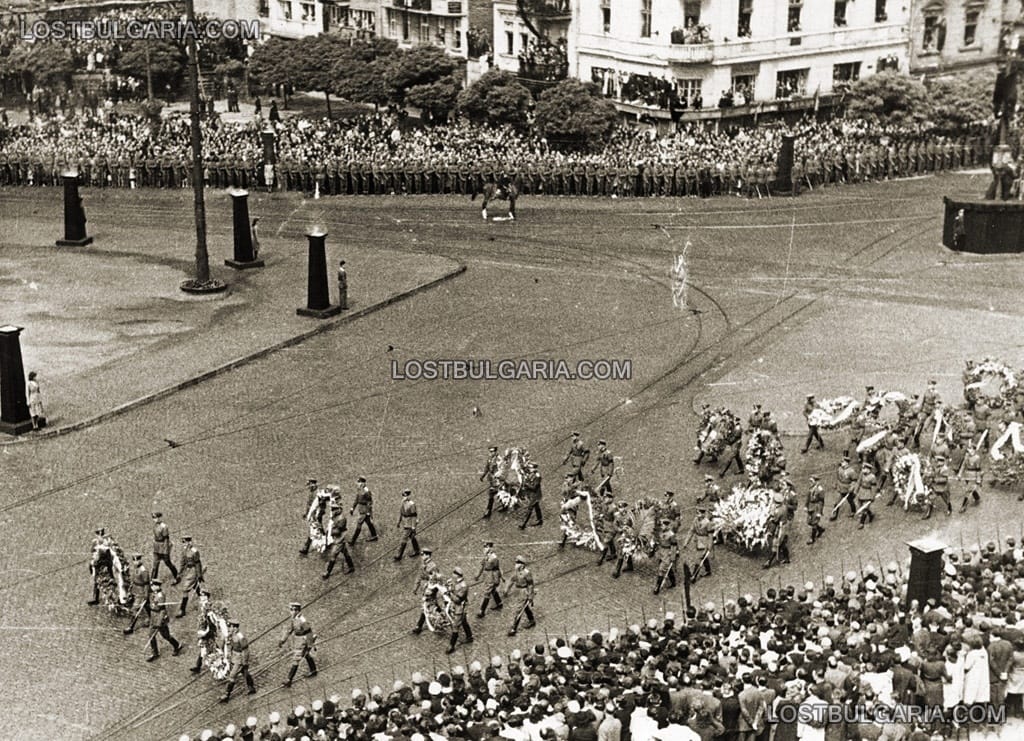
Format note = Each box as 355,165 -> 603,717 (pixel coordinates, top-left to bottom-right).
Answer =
1,188 -> 463,440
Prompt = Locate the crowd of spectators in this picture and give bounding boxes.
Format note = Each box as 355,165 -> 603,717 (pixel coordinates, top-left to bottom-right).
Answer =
179,540 -> 1024,740
0,108 -> 992,197
518,38 -> 569,82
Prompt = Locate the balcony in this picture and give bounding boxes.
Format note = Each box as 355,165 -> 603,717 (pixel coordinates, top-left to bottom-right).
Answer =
520,0 -> 571,19
518,59 -> 569,82
714,21 -> 905,60
391,0 -> 463,12
666,41 -> 713,63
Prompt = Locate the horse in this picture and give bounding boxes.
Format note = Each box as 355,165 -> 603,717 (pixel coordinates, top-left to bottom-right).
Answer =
472,180 -> 518,221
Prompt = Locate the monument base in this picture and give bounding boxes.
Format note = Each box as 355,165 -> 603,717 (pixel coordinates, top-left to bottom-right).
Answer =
0,417 -> 43,435
297,304 -> 343,319
224,258 -> 266,270
56,236 -> 93,247
943,197 -> 1024,253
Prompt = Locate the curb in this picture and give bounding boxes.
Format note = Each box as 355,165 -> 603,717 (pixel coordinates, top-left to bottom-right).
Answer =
1,262 -> 466,445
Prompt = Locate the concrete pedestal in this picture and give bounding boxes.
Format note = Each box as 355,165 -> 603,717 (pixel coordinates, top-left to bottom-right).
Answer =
0,325 -> 35,435
297,229 -> 342,319
905,537 -> 946,611
224,189 -> 264,269
56,173 -> 93,247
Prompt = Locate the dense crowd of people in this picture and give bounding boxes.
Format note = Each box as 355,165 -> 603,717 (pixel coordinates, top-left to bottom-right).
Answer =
0,108 -> 993,198
179,538 -> 1024,740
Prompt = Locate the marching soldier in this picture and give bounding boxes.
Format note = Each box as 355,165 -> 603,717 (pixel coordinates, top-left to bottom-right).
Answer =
762,510 -> 791,569
220,619 -> 257,702
349,477 -> 378,544
683,507 -> 713,580
697,474 -> 721,504
829,451 -> 858,520
394,489 -> 421,560
322,504 -> 354,579
446,567 -> 474,654
718,421 -> 744,478
590,440 -> 615,495
596,502 -> 624,565
958,444 -> 983,512
188,589 -> 215,674
151,512 -> 179,582
914,379 -> 941,448
279,602 -> 317,687
562,432 -> 590,483
300,478 -> 321,556
805,474 -> 826,544
519,463 -> 543,529
88,527 -> 107,606
146,579 -> 183,662
411,549 -> 441,634
923,455 -> 953,519
653,530 -> 679,594
476,541 -> 504,617
480,446 -> 502,519
123,554 -> 152,634
558,475 -> 581,548
855,463 -> 879,529
176,536 -> 204,617
801,394 -> 825,453
505,556 -> 536,636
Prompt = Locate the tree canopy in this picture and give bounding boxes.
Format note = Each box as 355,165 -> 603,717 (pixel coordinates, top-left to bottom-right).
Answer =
457,70 -> 532,129
534,79 -> 618,150
844,72 -> 933,128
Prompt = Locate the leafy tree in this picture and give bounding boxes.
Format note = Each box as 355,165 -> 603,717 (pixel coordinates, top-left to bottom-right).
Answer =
248,36 -> 299,104
926,71 -> 992,132
844,72 -> 932,128
331,38 -> 399,109
195,14 -> 248,70
457,70 -> 532,129
406,73 -> 462,123
386,45 -> 461,106
534,78 -> 617,151
110,39 -> 187,97
6,43 -> 74,93
292,34 -> 357,116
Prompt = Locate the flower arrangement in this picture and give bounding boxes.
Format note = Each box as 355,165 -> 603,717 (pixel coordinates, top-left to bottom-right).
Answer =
710,485 -> 775,553
559,488 -> 605,551
964,359 -> 1018,405
91,538 -> 134,615
421,579 -> 454,633
808,397 -> 859,429
990,421 -> 1024,487
891,452 -> 931,510
306,487 -> 339,553
615,498 -> 662,563
198,601 -> 233,680
696,407 -> 739,458
744,430 -> 785,481
494,448 -> 532,510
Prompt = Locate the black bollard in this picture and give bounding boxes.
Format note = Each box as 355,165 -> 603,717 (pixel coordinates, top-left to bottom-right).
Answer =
905,537 -> 946,611
296,229 -> 342,319
56,172 -> 93,247
0,325 -> 36,435
224,189 -> 264,269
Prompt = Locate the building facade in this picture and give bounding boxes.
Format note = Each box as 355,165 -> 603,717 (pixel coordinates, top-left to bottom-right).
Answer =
908,0 -> 1009,73
378,0 -> 469,57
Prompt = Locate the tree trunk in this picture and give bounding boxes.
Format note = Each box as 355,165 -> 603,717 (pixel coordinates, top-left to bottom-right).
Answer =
144,43 -> 154,102
325,91 -> 332,118
185,0 -> 210,284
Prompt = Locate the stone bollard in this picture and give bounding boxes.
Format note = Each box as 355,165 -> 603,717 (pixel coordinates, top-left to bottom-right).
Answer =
0,325 -> 37,434
296,229 -> 342,319
224,189 -> 264,269
56,172 -> 93,247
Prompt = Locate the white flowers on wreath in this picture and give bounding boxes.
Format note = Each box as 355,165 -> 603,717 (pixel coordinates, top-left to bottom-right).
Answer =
710,485 -> 775,553
891,452 -> 931,510
559,488 -> 604,551
807,397 -> 859,429
964,359 -> 1018,404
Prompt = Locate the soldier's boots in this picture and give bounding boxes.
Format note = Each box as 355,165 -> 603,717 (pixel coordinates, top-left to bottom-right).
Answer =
147,652 -> 160,662
88,586 -> 100,606
190,657 -> 203,674
408,537 -> 421,558
394,542 -> 407,561
322,561 -> 335,579
176,596 -> 189,618
921,503 -> 934,520
283,665 -> 298,687
220,681 -> 235,703
559,534 -> 568,550
960,491 -> 981,512
305,657 -> 318,678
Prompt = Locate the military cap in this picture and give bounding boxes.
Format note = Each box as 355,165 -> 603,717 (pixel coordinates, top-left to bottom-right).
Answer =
306,478 -> 317,485
571,431 -> 580,437
696,505 -> 708,513
95,527 -> 106,535
181,535 -> 192,542
806,394 -> 815,400
357,476 -> 366,483
228,619 -> 240,627
598,439 -> 606,445
515,555 -> 527,565
151,578 -> 162,586
452,567 -> 464,577
565,473 -> 575,479
132,553 -> 143,560
402,489 -> 412,496
865,386 -> 875,392
289,602 -> 302,610
665,490 -> 676,497
809,474 -> 819,481
704,475 -> 714,481
483,541 -> 494,547
152,512 -> 162,518
488,446 -> 498,452
422,548 -> 433,555
935,455 -> 946,462
929,379 -> 937,384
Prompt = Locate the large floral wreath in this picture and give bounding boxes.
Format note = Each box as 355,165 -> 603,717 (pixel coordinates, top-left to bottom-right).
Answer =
615,498 -> 662,563
938,408 -> 977,446
198,601 -> 232,679
696,407 -> 739,458
808,397 -> 860,429
559,488 -> 605,551
710,486 -> 775,553
421,578 -> 454,633
891,452 -> 931,510
91,538 -> 134,614
965,359 -> 1018,405
307,486 -> 340,553
744,430 -> 785,481
495,448 -> 532,510
990,421 -> 1024,486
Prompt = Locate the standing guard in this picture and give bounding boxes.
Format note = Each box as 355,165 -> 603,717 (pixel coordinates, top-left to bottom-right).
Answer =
801,395 -> 825,453
762,510 -> 791,569
914,379 -> 941,448
220,619 -> 257,702
123,554 -> 152,634
176,536 -> 204,617
505,556 -> 536,636
189,589 -> 215,674
349,477 -> 378,545
146,580 -> 182,662
805,475 -> 826,544
395,489 -> 421,560
322,504 -> 355,579
697,475 -> 721,505
279,602 -> 317,687
446,567 -> 474,654
480,446 -> 502,518
476,541 -> 504,617
151,512 -> 179,582
597,503 -> 624,565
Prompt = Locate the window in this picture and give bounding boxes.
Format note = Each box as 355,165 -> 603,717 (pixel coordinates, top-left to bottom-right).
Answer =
278,0 -> 292,21
419,20 -> 430,43
521,33 -> 529,51
732,73 -> 755,104
677,78 -> 702,104
775,68 -> 808,98
301,2 -> 314,21
834,0 -> 847,26
964,9 -> 979,46
737,0 -> 752,37
258,0 -> 269,16
453,29 -> 461,50
388,9 -> 397,37
683,0 -> 700,26
875,0 -> 887,22
506,30 -> 514,54
833,61 -> 860,83
601,0 -> 611,33
640,0 -> 652,38
787,1 -> 801,32
877,54 -> 899,71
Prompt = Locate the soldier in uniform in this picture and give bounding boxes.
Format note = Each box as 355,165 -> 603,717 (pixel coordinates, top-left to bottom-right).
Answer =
189,589 -> 216,674
683,507 -> 714,580
394,489 -> 421,560
653,530 -> 679,594
151,512 -> 179,582
718,421 -> 744,478
480,446 -> 502,519
220,619 -> 257,702
801,394 -> 825,453
698,474 -> 721,505
596,502 -> 624,565
562,431 -> 590,483
476,541 -> 504,617
299,478 -> 321,556
805,474 -> 826,544
923,455 -> 952,519
590,439 -> 615,495
855,463 -> 879,529
830,451 -> 858,520
518,463 -> 543,529
411,549 -> 442,634
87,526 -> 108,605
762,508 -> 791,569
279,602 -> 317,687
322,503 -> 355,579
958,443 -> 983,512
123,554 -> 152,634
146,579 -> 182,662
446,567 -> 474,654
505,555 -> 536,636
176,536 -> 204,617
349,476 -> 378,544
914,379 -> 941,448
